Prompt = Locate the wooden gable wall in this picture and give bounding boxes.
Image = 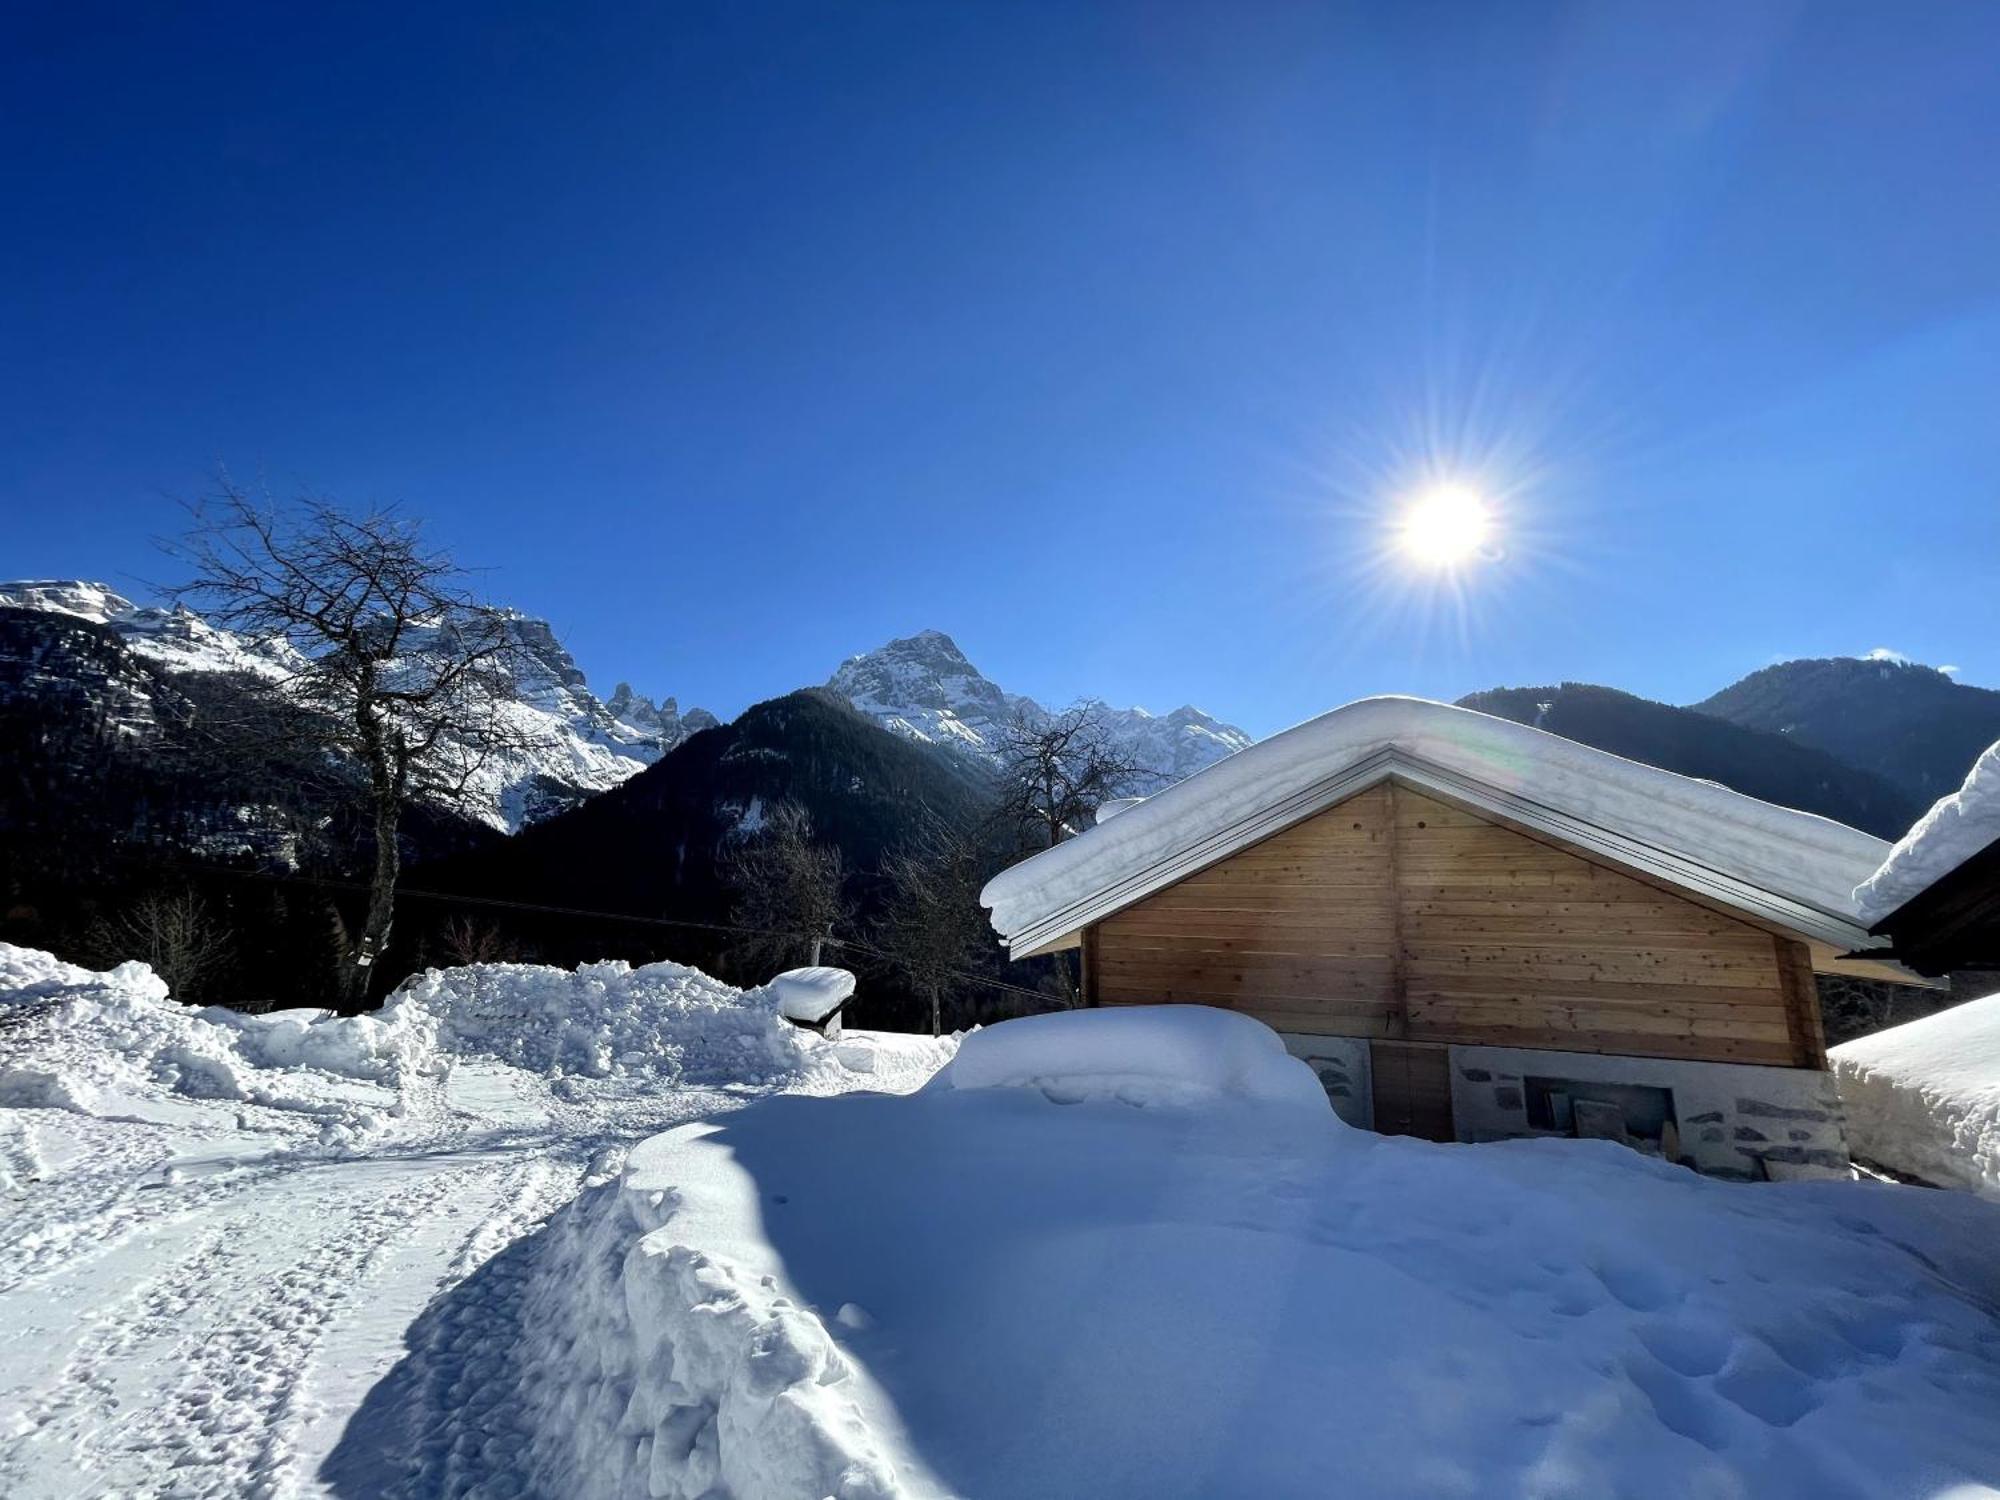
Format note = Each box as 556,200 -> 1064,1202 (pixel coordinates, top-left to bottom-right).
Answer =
1088,781 -> 1824,1069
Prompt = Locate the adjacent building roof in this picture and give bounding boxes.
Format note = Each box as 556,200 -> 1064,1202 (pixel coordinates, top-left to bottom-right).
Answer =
982,696 -> 1898,962
1855,737 -> 2000,925
1853,736 -> 2000,975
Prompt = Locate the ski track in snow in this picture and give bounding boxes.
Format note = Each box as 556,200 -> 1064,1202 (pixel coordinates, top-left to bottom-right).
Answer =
0,1076 -> 740,1500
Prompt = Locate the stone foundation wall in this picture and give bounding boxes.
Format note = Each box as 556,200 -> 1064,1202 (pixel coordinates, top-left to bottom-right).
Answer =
1447,1045 -> 1850,1181
1280,1033 -> 1373,1130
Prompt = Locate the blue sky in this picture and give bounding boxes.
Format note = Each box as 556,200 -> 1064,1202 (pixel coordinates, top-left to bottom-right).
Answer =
6,1 -> 1997,735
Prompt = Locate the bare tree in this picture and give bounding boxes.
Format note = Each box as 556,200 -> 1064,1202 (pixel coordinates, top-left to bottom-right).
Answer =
990,704 -> 1152,1005
720,802 -> 851,973
877,816 -> 993,1036
166,477 -> 533,1003
994,703 -> 1152,854
86,890 -> 233,1005
435,914 -> 521,968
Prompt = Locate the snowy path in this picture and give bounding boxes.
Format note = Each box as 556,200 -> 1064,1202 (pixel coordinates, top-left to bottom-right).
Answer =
0,1065 -> 739,1500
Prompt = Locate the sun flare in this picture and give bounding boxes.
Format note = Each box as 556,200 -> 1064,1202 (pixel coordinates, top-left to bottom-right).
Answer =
1397,483 -> 1493,568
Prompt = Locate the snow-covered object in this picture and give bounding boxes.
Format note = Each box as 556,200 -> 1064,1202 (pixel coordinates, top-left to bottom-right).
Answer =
0,579 -> 715,831
827,629 -> 1252,794
1855,737 -> 2000,922
765,966 -> 857,1028
545,1064 -> 2000,1499
1832,992 -> 2000,1197
984,695 -> 1891,949
931,1005 -> 1332,1111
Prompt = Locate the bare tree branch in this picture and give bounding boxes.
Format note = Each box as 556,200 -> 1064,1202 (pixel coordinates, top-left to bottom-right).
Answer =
162,476 -> 541,1003
875,814 -> 993,1036
991,702 -> 1153,854
719,802 -> 852,974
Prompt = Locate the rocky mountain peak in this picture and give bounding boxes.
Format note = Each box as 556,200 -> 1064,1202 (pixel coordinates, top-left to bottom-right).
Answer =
496,611 -> 589,693
0,579 -> 142,625
825,630 -> 1252,793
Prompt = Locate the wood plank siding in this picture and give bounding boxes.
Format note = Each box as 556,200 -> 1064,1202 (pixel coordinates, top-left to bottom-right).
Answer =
1092,781 -> 1813,1069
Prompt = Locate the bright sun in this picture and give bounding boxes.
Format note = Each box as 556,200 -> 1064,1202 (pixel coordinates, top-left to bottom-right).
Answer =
1397,483 -> 1493,568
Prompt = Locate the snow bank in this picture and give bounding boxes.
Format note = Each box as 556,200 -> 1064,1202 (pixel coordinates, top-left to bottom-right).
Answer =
0,946 -> 877,1144
983,695 -> 1890,945
932,1005 -> 1332,1111
559,1065 -> 2000,1499
1832,991 -> 2000,1197
1855,737 -> 2000,922
517,1137 -> 908,1500
0,943 -> 427,1141
383,959 -> 809,1085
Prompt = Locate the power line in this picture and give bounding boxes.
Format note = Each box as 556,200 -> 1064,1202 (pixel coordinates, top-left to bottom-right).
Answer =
105,856 -> 1064,1012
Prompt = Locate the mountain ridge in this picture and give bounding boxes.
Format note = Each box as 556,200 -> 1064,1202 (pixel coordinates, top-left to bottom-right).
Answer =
1693,656 -> 2000,807
0,579 -> 714,833
826,628 -> 1253,792
1457,681 -> 1926,840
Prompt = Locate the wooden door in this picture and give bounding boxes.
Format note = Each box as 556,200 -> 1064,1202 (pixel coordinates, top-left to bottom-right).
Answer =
1370,1040 -> 1455,1140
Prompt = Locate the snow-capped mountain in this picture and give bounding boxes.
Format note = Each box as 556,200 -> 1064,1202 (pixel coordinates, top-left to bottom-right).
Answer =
827,629 -> 1253,792
1,579 -> 308,682
0,581 -> 713,832
472,611 -> 718,828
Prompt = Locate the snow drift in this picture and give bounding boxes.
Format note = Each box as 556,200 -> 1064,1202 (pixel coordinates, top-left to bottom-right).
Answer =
1832,991 -> 2000,1197
1855,736 -> 2000,922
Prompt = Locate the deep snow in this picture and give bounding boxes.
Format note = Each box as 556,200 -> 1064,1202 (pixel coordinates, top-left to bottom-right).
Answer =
1833,990 -> 2000,1197
0,945 -> 948,1499
7,954 -> 2000,1499
569,1017 -> 2000,1499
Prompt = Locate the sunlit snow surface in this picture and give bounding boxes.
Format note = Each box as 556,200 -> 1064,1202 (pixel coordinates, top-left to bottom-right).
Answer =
0,945 -> 949,1499
1833,990 -> 2000,1198
5,955 -> 1999,1499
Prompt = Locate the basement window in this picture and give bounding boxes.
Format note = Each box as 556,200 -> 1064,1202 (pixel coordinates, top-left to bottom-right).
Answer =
1524,1076 -> 1677,1147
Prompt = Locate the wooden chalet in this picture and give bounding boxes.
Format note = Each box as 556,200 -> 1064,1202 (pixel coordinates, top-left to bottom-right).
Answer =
982,697 -> 1929,1177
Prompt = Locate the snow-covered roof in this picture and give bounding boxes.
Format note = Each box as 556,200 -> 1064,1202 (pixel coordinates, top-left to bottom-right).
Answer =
981,695 -> 1894,959
1854,738 -> 2000,925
